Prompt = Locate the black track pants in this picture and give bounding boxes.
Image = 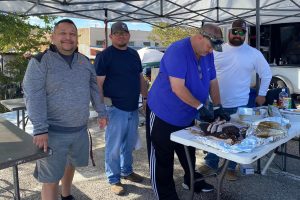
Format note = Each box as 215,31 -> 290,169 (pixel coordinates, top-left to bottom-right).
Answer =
146,105 -> 195,200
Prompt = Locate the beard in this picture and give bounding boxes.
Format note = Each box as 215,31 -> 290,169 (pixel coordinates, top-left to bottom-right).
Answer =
116,43 -> 128,48
229,37 -> 244,46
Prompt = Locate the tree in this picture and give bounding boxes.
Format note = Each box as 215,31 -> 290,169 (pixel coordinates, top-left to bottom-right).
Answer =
0,14 -> 55,99
149,22 -> 199,47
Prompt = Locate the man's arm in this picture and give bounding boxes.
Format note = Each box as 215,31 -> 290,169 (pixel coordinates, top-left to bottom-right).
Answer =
140,73 -> 148,98
255,52 -> 272,105
23,59 -> 48,134
169,76 -> 202,108
23,58 -> 48,152
209,78 -> 231,121
96,76 -> 106,102
140,73 -> 148,112
209,78 -> 221,105
95,75 -> 108,129
90,67 -> 107,115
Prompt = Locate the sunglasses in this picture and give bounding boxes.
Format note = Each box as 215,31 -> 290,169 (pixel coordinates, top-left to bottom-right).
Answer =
231,29 -> 246,36
200,30 -> 224,51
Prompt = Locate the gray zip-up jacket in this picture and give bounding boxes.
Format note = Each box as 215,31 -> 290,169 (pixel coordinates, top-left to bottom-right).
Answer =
23,45 -> 106,135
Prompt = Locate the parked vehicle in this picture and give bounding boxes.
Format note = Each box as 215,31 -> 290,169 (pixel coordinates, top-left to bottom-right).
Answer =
248,23 -> 300,98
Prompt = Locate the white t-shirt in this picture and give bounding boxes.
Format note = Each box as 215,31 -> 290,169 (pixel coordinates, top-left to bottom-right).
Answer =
214,43 -> 272,108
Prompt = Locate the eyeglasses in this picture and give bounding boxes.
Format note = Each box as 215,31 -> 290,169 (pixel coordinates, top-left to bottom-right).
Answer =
231,29 -> 246,36
113,31 -> 129,37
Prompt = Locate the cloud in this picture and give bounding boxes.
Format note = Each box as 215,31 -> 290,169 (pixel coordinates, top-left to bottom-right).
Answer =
28,17 -> 45,27
87,20 -> 104,28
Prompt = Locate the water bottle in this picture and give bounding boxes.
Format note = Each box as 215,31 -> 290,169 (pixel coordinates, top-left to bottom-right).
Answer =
278,88 -> 289,108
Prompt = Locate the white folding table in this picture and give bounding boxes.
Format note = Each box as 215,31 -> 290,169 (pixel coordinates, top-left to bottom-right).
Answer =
170,122 -> 300,200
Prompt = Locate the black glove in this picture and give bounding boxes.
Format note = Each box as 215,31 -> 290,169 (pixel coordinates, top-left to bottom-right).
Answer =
213,105 -> 230,121
198,106 -> 214,122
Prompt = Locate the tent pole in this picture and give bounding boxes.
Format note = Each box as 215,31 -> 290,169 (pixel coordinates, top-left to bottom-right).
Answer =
104,9 -> 108,49
160,0 -> 163,16
255,0 -> 261,95
256,0 -> 262,174
256,0 -> 260,51
217,0 -> 219,22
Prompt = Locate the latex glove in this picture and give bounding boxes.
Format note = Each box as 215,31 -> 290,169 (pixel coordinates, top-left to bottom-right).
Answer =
198,106 -> 214,122
213,105 -> 230,121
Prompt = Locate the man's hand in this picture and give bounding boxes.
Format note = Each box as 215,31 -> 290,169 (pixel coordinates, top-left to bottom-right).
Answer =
33,133 -> 48,153
255,95 -> 266,106
198,106 -> 214,122
142,99 -> 147,116
98,117 -> 108,129
214,105 -> 230,121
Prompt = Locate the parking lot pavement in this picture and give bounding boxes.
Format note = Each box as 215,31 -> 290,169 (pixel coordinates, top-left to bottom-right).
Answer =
0,116 -> 300,200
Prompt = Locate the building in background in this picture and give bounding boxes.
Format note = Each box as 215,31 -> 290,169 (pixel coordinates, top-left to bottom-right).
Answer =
78,27 -> 162,60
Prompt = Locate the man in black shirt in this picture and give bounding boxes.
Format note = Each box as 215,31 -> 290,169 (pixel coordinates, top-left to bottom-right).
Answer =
94,21 -> 148,195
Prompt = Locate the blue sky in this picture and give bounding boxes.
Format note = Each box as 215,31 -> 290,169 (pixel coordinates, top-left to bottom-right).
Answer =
29,16 -> 153,31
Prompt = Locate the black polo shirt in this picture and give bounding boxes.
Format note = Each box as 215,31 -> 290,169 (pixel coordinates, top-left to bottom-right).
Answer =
94,45 -> 142,111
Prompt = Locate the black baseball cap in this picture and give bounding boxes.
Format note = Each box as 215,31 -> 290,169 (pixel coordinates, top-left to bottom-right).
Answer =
231,19 -> 247,30
111,21 -> 129,34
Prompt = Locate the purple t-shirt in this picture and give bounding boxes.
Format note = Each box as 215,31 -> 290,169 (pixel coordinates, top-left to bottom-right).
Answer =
148,37 -> 216,126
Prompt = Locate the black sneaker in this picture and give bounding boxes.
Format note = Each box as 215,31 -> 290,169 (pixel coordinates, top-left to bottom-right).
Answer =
182,172 -> 214,193
61,195 -> 75,200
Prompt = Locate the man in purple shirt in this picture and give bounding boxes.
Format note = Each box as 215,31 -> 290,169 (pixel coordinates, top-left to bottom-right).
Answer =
146,24 -> 229,199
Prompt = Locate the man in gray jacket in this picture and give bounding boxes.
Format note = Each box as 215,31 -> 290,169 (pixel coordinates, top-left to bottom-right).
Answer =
23,19 -> 107,200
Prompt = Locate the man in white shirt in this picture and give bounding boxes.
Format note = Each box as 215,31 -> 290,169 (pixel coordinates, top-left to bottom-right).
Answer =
199,19 -> 272,181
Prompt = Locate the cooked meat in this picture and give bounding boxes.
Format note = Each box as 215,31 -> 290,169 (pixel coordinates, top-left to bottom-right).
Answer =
198,120 -> 240,143
257,121 -> 281,130
255,121 -> 286,138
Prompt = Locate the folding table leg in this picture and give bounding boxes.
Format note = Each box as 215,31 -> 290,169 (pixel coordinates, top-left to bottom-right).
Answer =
283,143 -> 287,171
184,146 -> 194,200
256,159 -> 261,174
16,110 -> 20,128
12,165 -> 20,200
21,110 -> 25,131
216,160 -> 229,200
261,152 -> 276,175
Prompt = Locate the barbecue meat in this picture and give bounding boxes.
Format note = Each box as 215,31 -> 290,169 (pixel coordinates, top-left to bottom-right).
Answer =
199,120 -> 240,142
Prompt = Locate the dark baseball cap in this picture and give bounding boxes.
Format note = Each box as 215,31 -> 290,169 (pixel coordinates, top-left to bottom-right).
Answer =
200,24 -> 224,52
111,21 -> 129,34
231,19 -> 247,30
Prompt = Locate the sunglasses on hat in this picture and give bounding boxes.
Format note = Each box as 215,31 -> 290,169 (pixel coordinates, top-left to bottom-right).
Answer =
200,29 -> 224,52
231,29 -> 246,36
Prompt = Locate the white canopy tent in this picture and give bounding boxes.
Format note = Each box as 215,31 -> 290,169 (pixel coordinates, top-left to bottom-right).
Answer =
138,47 -> 164,64
1,0 -> 300,49
2,0 -> 299,90
0,0 -> 300,27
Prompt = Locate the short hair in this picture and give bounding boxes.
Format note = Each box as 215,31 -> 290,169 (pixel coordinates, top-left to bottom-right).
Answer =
53,19 -> 77,32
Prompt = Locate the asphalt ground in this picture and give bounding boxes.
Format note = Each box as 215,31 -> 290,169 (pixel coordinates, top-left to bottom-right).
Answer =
0,116 -> 300,200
